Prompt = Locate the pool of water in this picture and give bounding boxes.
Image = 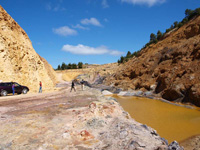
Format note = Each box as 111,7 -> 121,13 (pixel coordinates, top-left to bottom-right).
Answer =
114,95 -> 200,143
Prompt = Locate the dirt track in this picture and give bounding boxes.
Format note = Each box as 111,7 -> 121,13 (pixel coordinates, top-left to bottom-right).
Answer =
0,82 -> 100,149
0,82 -> 96,117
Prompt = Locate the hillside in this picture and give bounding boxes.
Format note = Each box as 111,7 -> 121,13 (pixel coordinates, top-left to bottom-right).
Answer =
0,6 -> 57,92
105,16 -> 200,106
56,63 -> 118,83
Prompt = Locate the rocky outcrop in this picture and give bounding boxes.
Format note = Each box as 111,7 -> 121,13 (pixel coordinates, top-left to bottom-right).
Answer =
0,6 -> 57,92
0,86 -> 183,149
105,16 -> 200,107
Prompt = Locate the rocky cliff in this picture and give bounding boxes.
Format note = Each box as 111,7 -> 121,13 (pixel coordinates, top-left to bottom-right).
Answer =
106,16 -> 200,106
0,6 -> 57,92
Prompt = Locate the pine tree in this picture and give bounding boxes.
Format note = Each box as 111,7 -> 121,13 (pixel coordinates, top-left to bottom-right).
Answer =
150,33 -> 156,42
78,62 -> 83,68
72,63 -> 77,69
126,51 -> 132,58
117,59 -> 120,64
120,56 -> 124,63
67,63 -> 72,69
61,62 -> 66,70
157,30 -> 163,40
57,65 -> 61,70
173,21 -> 178,28
185,9 -> 192,18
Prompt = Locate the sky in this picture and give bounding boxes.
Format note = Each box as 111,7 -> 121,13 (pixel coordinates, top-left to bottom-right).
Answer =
1,0 -> 200,68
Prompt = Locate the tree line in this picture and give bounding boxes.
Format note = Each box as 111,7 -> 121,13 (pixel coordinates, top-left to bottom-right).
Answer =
118,51 -> 139,64
118,7 -> 200,64
56,62 -> 83,70
145,7 -> 200,48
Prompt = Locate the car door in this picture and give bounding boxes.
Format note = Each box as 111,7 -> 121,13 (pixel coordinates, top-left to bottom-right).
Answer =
6,83 -> 13,93
14,83 -> 22,93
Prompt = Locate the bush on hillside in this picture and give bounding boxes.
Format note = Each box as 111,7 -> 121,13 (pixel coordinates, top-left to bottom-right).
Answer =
118,50 -> 141,64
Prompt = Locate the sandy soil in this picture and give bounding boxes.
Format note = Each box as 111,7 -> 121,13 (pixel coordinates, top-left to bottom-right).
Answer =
180,135 -> 200,150
57,70 -> 84,82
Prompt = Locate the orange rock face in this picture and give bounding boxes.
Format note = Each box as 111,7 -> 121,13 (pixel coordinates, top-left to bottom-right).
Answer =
0,6 -> 57,92
106,16 -> 200,106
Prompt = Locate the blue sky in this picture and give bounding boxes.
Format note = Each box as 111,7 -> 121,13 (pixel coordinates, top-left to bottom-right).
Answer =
1,0 -> 200,68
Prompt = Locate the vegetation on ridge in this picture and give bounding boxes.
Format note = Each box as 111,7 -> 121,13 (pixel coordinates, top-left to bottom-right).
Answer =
118,7 -> 200,64
56,62 -> 83,70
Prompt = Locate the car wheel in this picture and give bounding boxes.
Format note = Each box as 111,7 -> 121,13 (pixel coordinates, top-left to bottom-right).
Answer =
1,90 -> 8,96
22,88 -> 28,94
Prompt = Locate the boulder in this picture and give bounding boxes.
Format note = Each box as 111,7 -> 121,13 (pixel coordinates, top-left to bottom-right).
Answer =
144,91 -> 153,97
118,91 -> 128,96
168,141 -> 184,150
102,90 -> 113,95
188,84 -> 200,106
162,88 -> 184,101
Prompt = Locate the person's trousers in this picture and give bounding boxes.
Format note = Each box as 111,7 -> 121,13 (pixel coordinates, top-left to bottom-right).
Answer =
39,87 -> 42,93
70,87 -> 76,92
12,88 -> 15,95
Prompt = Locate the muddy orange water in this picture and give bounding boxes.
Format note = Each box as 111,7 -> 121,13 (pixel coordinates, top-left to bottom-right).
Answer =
114,95 -> 200,143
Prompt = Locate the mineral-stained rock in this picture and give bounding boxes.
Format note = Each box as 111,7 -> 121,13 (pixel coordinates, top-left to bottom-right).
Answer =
180,135 -> 200,150
0,87 -> 182,149
162,88 -> 184,101
188,84 -> 200,106
105,15 -> 200,107
0,6 -> 57,92
168,141 -> 184,150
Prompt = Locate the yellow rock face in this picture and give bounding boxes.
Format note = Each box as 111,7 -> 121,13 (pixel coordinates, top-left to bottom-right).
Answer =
0,6 -> 57,92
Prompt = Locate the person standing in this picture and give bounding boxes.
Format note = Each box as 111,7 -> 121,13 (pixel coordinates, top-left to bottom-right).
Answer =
39,81 -> 42,93
80,79 -> 84,91
70,80 -> 76,92
12,83 -> 15,95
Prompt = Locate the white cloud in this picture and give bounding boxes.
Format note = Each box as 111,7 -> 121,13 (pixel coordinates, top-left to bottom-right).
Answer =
53,26 -> 77,36
72,24 -> 89,30
45,2 -> 66,11
62,44 -> 124,56
53,5 -> 66,11
81,18 -> 102,27
102,0 -> 109,8
121,0 -> 166,6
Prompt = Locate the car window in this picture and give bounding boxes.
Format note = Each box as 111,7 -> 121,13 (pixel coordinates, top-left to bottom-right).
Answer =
14,83 -> 20,87
7,83 -> 12,86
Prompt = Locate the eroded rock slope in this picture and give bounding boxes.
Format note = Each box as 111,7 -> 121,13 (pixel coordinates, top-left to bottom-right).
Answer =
106,16 -> 200,106
0,6 -> 57,92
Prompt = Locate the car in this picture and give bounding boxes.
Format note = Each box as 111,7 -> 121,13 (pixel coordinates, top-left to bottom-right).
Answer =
0,82 -> 29,96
